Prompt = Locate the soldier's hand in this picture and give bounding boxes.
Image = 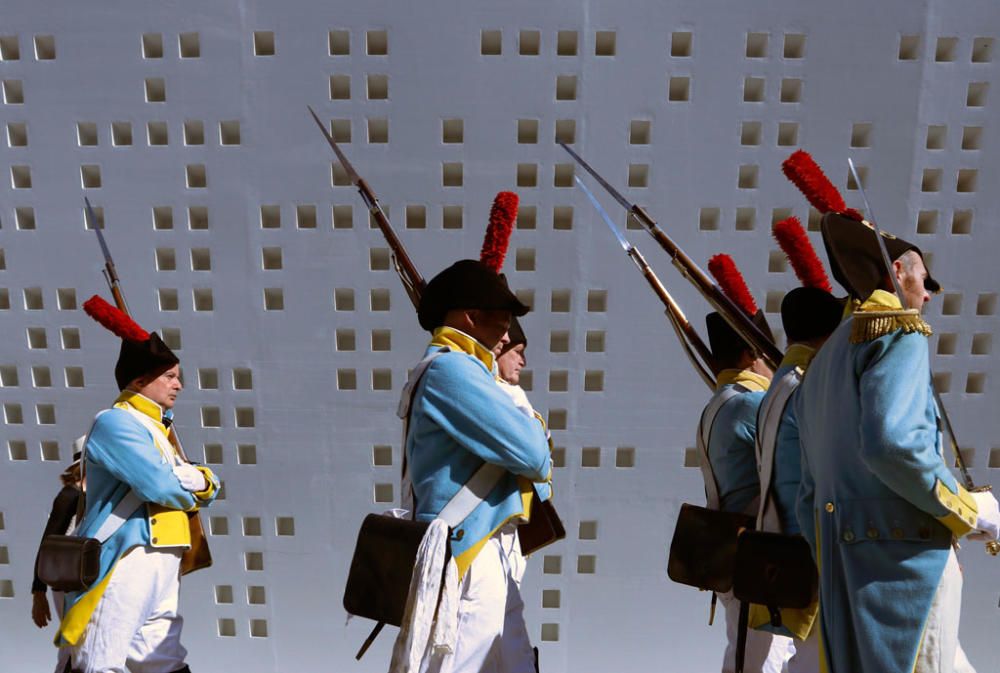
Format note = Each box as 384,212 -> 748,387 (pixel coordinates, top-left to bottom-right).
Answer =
173,463 -> 208,492
968,491 -> 1000,541
31,591 -> 51,628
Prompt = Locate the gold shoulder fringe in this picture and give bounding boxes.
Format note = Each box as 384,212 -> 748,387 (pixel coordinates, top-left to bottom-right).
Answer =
850,309 -> 932,343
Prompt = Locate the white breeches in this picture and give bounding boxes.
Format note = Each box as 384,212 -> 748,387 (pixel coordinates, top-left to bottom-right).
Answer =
915,548 -> 976,673
786,626 -> 819,673
423,528 -> 535,673
719,592 -> 794,673
70,546 -> 187,673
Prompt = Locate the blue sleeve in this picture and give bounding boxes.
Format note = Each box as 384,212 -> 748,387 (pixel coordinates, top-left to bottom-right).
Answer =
774,404 -> 803,535
855,332 -> 955,517
419,353 -> 552,481
86,410 -> 196,510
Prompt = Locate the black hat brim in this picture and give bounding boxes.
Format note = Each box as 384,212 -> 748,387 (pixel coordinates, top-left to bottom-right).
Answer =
114,332 -> 180,390
417,260 -> 530,332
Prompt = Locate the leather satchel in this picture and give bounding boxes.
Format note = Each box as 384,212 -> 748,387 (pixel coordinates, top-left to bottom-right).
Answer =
180,511 -> 212,575
732,530 -> 817,611
667,503 -> 755,593
35,535 -> 101,592
343,513 -> 441,627
518,494 -> 566,557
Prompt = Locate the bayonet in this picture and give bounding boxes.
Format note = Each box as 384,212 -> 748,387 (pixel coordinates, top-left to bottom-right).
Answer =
561,143 -> 782,370
85,197 -> 129,315
307,106 -> 425,307
847,158 -> 997,556
575,176 -> 716,388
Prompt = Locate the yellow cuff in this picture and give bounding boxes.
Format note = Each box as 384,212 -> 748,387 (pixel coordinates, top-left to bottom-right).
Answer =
748,601 -> 818,641
934,479 -> 979,537
192,466 -> 217,502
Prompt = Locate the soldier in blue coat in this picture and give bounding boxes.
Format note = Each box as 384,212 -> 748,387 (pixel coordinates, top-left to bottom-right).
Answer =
795,213 -> 1000,673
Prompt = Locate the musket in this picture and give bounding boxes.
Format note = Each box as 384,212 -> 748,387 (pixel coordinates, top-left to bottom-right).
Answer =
85,197 -> 130,315
560,143 -> 782,371
306,106 -> 425,308
574,176 -> 717,389
846,159 -> 998,556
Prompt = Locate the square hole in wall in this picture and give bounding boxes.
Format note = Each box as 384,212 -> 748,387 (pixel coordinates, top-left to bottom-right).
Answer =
550,289 -> 571,313
554,163 -> 574,188
629,120 -> 652,145
941,293 -> 962,316
515,289 -> 534,310
442,118 -> 463,144
193,288 -> 214,311
595,31 -> 616,56
628,164 -> 649,188
556,75 -> 577,100
549,370 -> 569,392
215,585 -> 233,603
548,409 -> 567,430
926,125 -> 946,150
668,76 -> 690,102
329,74 -> 350,100
967,82 -> 988,107
921,169 -> 941,192
77,122 -> 98,146
373,445 -> 393,466
777,122 -> 799,146
0,366 -> 17,387
683,447 -> 700,467
337,369 -> 357,390
142,33 -> 163,58
671,31 -> 692,57
735,207 -> 756,231
481,29 -> 502,55
374,483 -> 394,503
27,327 -> 47,349
217,618 -> 236,637
551,446 -> 565,467
543,555 -> 562,574
144,78 -> 165,103
515,248 -> 536,272
367,74 -> 388,100
581,447 -> 601,467
850,122 -> 872,148
237,444 -> 257,465
584,370 -> 604,392
555,119 -> 576,144
0,36 -> 19,60
935,37 -> 958,62
516,205 -> 537,230
156,248 -> 176,271
585,330 -> 606,353
242,517 -> 262,536
245,551 -> 264,571
765,290 -> 785,314
36,404 -> 56,424
783,33 -> 805,58
31,366 -> 51,388
442,205 -> 463,229
615,446 -> 635,468
517,119 -> 538,144
550,330 -> 569,353
329,119 -> 351,143
516,163 -> 538,188
966,373 -> 985,394
81,164 -> 102,189
972,37 -> 994,63
64,365 -> 86,387
370,248 -> 390,271
936,333 -> 957,355
780,78 -> 802,103
161,328 -> 181,350
146,121 -> 168,146
737,165 -> 758,189
372,369 -> 392,391
61,328 -> 80,350
253,31 -> 275,56
184,120 -> 204,145
518,29 -> 540,56
248,585 -> 267,604
110,121 -> 132,146
951,210 -> 972,234
334,288 -> 355,311
442,163 -> 463,187
932,372 -> 951,393
188,207 -> 208,230
0,290 -> 8,310
15,206 -> 36,229
697,206 -> 721,231
201,407 -> 221,428
235,407 -> 255,428
767,250 -> 788,273
956,169 -> 977,193
186,164 -> 207,189
577,555 -> 596,573
740,121 -> 761,146
3,79 -> 24,104
367,30 -> 388,55
960,126 -> 982,151
557,30 -> 578,56
971,333 -> 992,355
263,288 -> 284,311
219,120 -> 240,145
261,247 -> 282,270
260,205 -> 280,229
898,35 -> 920,60
11,165 -> 31,189
370,288 -> 390,311
368,118 -> 388,143
743,77 -> 764,102
179,32 -> 200,58
542,589 -> 560,608
7,121 -> 27,147
579,520 -> 598,540
158,288 -> 179,311
916,210 -> 938,234
23,287 -> 43,310
328,29 -> 350,56
8,438 -> 27,458
333,204 -> 353,229
191,248 -> 211,271
371,329 -> 391,351
296,204 -> 317,229
746,32 -> 768,58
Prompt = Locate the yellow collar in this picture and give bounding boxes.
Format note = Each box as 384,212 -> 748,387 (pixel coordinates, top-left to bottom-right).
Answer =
430,327 -> 496,371
858,289 -> 903,312
781,344 -> 817,371
716,368 -> 770,392
115,391 -> 165,424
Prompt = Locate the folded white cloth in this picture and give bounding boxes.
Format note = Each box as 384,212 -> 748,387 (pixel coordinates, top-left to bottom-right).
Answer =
969,490 -> 1000,541
388,519 -> 459,673
496,380 -> 535,419
172,463 -> 207,492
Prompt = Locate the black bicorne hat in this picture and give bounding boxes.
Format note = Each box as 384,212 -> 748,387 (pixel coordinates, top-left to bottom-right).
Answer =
417,260 -> 530,332
500,316 -> 527,355
706,310 -> 773,367
780,287 -> 845,343
821,212 -> 941,301
114,332 -> 180,390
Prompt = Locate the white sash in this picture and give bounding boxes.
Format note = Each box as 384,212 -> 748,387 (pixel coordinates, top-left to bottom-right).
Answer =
755,367 -> 802,530
696,386 -> 744,511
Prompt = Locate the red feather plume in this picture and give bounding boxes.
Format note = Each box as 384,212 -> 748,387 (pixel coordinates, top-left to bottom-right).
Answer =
708,254 -> 759,317
82,295 -> 149,341
772,217 -> 833,293
781,150 -> 863,220
480,191 -> 519,273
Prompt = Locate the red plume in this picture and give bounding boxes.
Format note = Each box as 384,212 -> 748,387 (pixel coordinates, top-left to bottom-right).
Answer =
82,295 -> 149,341
480,191 -> 519,273
708,254 -> 759,316
772,217 -> 833,292
781,150 -> 863,220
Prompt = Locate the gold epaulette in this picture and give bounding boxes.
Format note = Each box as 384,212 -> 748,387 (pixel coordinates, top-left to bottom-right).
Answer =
849,307 -> 932,343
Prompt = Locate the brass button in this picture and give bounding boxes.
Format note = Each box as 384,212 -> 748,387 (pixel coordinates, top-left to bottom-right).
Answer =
152,537 -> 159,544
891,528 -> 904,539
151,518 -> 158,525
843,530 -> 855,542
825,502 -> 835,513
866,528 -> 879,539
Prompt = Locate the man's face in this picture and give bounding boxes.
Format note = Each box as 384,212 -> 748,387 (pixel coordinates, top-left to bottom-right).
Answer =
468,309 -> 512,351
895,252 -> 931,312
497,344 -> 527,384
133,364 -> 183,410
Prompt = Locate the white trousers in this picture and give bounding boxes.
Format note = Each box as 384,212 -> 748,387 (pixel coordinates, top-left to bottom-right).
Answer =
719,592 -> 794,673
422,529 -> 535,673
786,627 -> 819,673
70,546 -> 187,673
914,548 -> 976,673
